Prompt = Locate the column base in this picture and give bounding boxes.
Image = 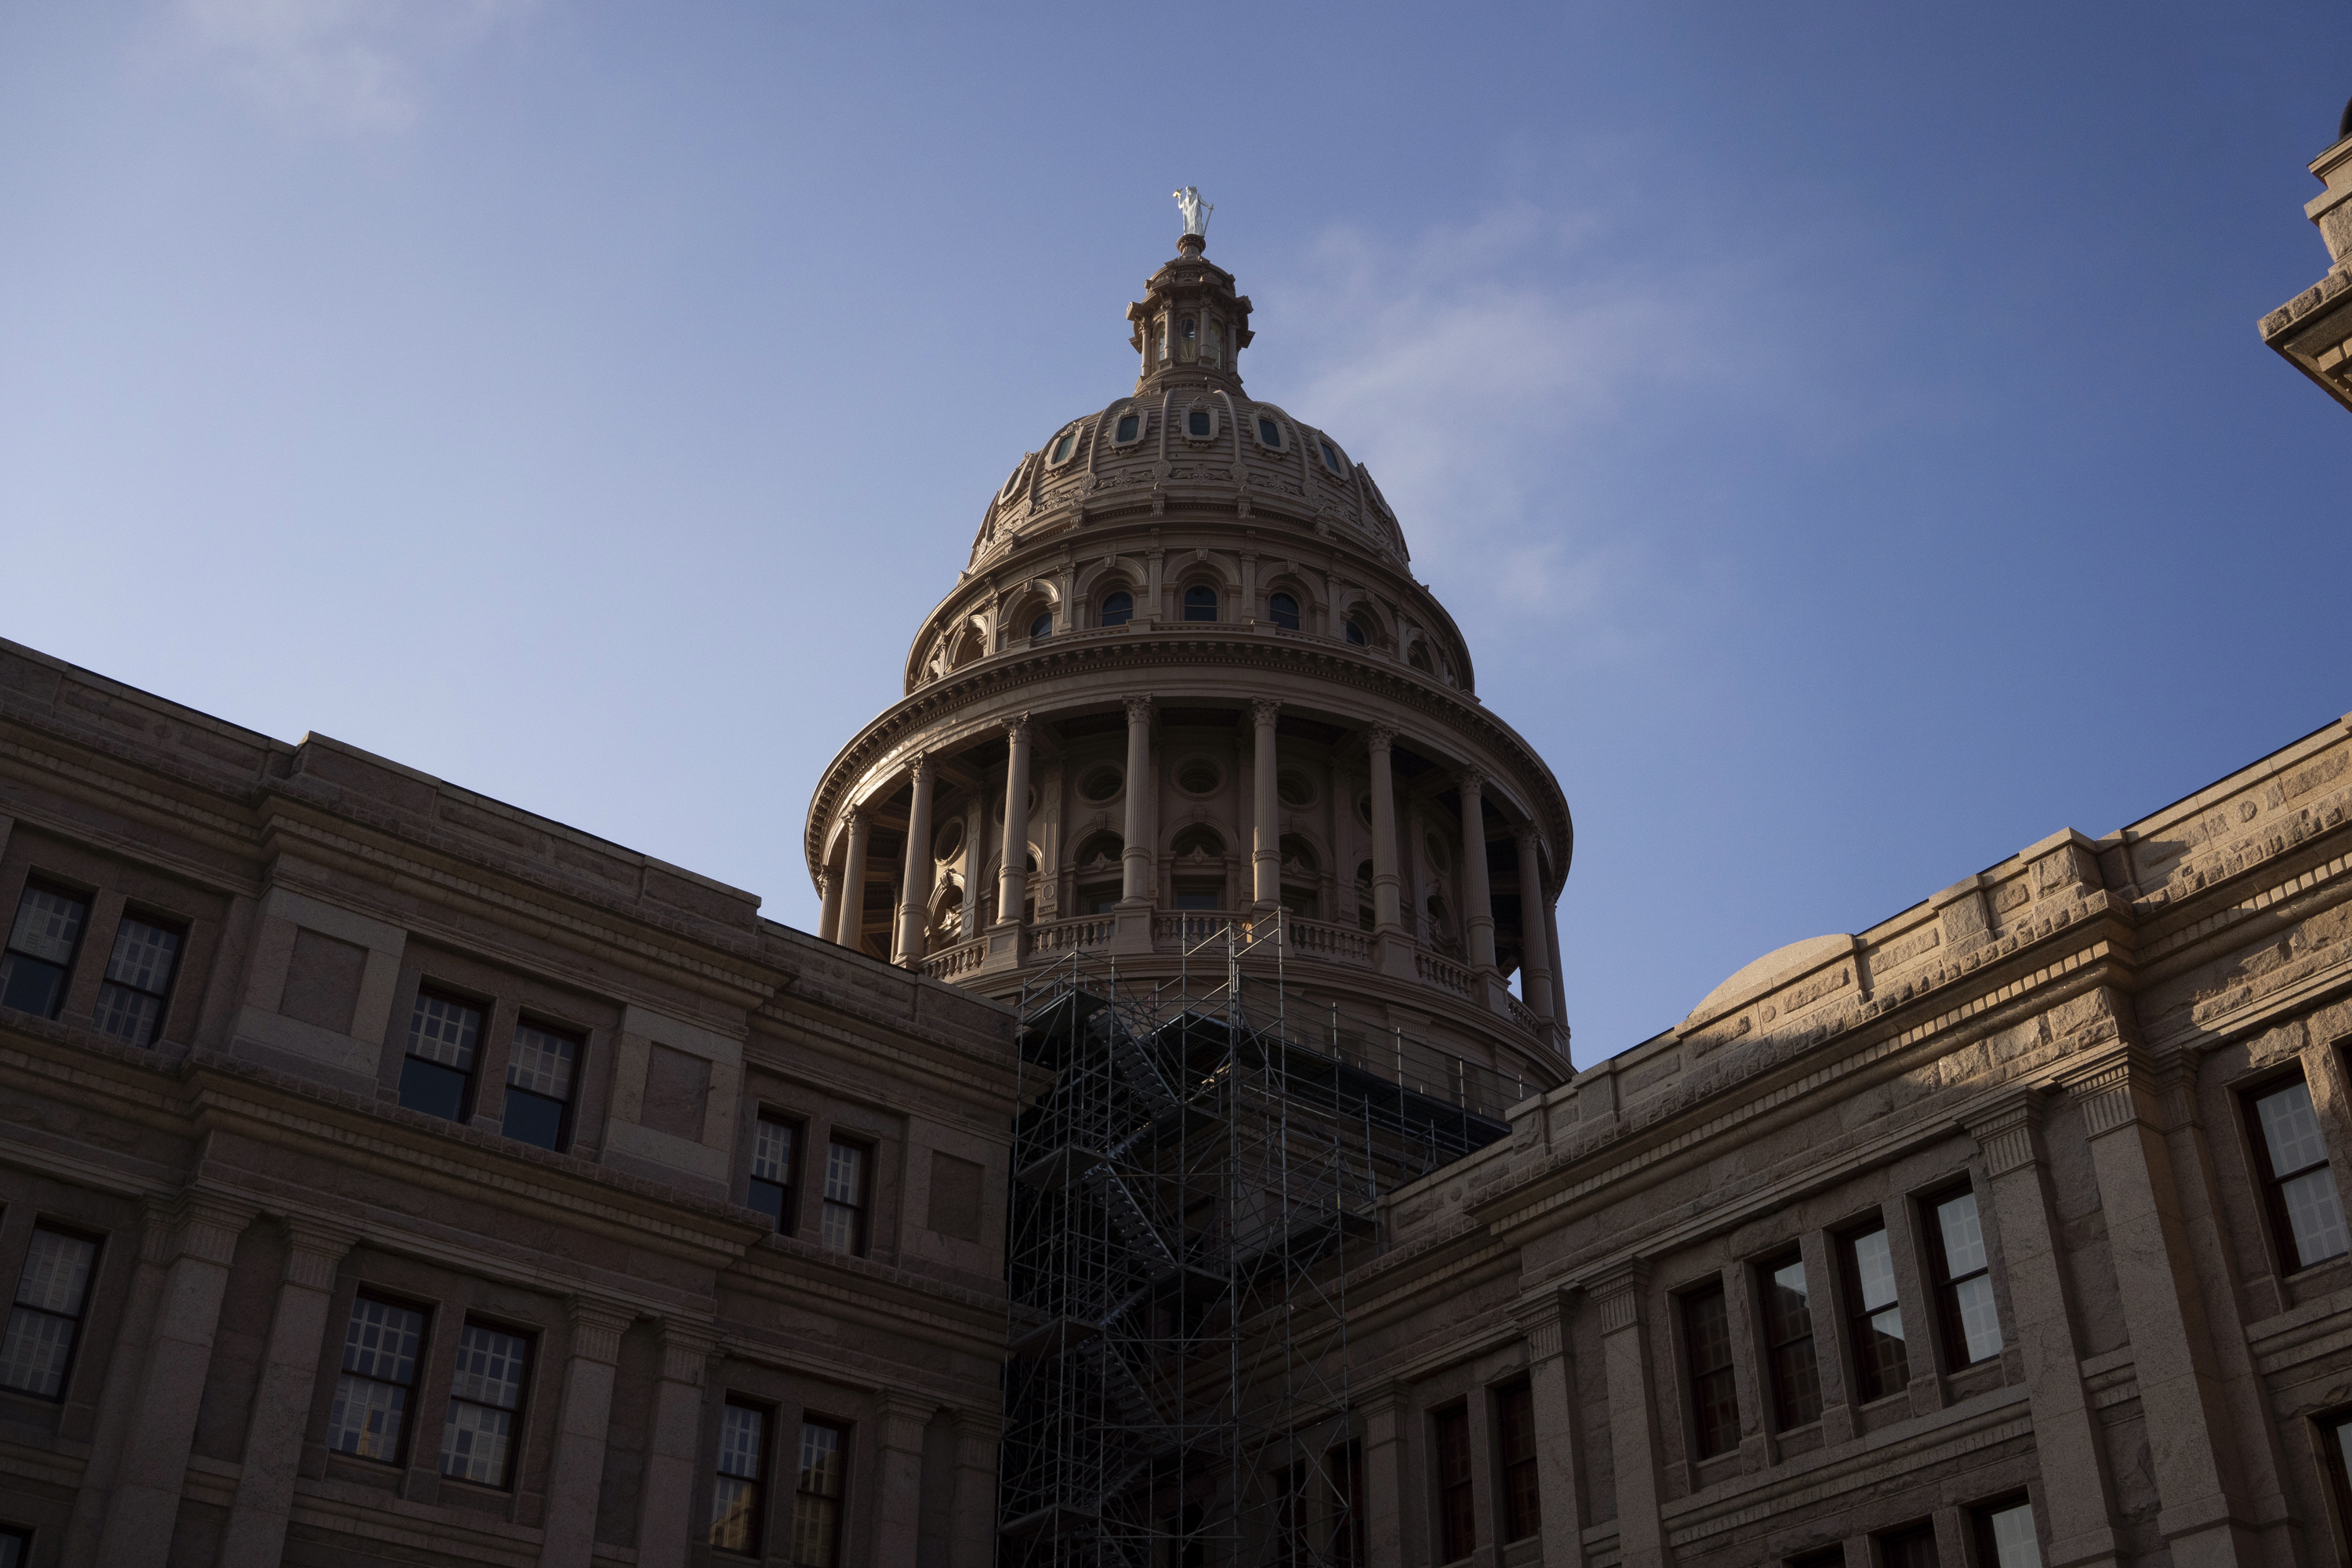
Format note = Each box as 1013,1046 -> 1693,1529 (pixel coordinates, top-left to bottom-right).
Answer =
1111,905 -> 1156,955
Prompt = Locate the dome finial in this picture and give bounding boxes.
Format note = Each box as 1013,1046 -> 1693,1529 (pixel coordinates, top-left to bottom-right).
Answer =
1174,186 -> 1212,249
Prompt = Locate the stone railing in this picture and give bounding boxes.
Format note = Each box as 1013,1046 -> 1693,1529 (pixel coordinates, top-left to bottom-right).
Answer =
1284,916 -> 1375,965
919,937 -> 986,982
1414,949 -> 1477,998
1028,914 -> 1116,957
1504,991 -> 1544,1036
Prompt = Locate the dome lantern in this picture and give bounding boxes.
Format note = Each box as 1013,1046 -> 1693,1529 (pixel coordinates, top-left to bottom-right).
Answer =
1125,191 -> 1253,394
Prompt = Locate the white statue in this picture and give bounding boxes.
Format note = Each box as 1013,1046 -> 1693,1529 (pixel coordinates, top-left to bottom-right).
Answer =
1173,187 -> 1211,238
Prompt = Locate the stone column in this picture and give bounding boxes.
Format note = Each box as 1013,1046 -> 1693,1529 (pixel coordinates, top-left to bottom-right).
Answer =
1120,697 -> 1155,903
535,1298 -> 635,1568
215,1221 -> 358,1568
1367,726 -> 1401,931
1250,699 -> 1281,911
60,1203 -> 174,1568
871,1393 -> 932,1566
894,754 -> 935,967
1592,1263 -> 1664,1568
1963,1092 -> 2121,1568
2063,1039 -> 2259,1563
1457,769 -> 1497,970
1358,1381 -> 1413,1568
837,808 -> 870,953
948,1410 -> 1000,1568
1515,829 -> 1555,1022
94,1193 -> 258,1568
815,869 -> 841,952
996,716 -> 1033,927
1515,1287 -> 1585,1555
1545,898 -> 1570,1044
634,1321 -> 717,1568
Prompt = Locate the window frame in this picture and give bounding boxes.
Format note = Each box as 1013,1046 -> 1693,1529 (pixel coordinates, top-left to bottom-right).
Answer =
2241,1068 -> 2351,1275
1181,405 -> 1218,441
1254,413 -> 1286,450
0,1221 -> 103,1402
750,1110 -> 804,1235
1875,1521 -> 1940,1568
1756,1248 -> 1824,1431
1921,1182 -> 2003,1370
1267,591 -> 1302,632
1431,1401 -> 1475,1562
1099,589 -> 1135,628
710,1396 -> 773,1557
1112,409 -> 1145,447
819,1136 -> 872,1257
1494,1377 -> 1539,1541
0,1524 -> 27,1568
1838,1217 -> 1909,1403
1,878 -> 94,1023
499,1016 -> 582,1153
325,1290 -> 433,1468
1680,1277 -> 1740,1460
1318,437 -> 1345,476
92,906 -> 186,1047
398,986 -> 486,1126
1969,1493 -> 2041,1568
2319,1406 -> 2352,1561
438,1316 -> 535,1490
1047,428 -> 1080,465
1181,583 -> 1219,622
790,1416 -> 850,1568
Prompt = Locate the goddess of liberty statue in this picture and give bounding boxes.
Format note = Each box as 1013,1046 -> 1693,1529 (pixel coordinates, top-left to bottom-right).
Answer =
1173,187 -> 1211,238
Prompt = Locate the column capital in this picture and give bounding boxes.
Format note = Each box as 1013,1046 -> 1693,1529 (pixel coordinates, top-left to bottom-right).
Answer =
875,1389 -> 937,1452
1582,1258 -> 1647,1335
2060,1045 -> 2164,1140
1963,1089 -> 2046,1178
1353,1377 -> 1414,1420
1250,697 -> 1282,727
1123,694 -> 1154,724
1003,712 -> 1033,746
906,750 -> 931,780
165,1191 -> 260,1269
1512,822 -> 1541,851
283,1219 -> 359,1291
815,869 -> 832,898
653,1318 -> 720,1385
1512,1283 -> 1579,1363
1365,722 -> 1396,752
846,801 -> 871,826
1456,765 -> 1486,795
566,1297 -> 637,1365
950,1406 -> 1003,1446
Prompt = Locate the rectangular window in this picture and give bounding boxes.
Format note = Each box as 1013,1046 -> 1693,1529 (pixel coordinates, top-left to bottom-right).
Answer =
1840,1221 -> 1908,1400
501,1020 -> 579,1151
819,1140 -> 868,1255
1784,1552 -> 1846,1568
750,1113 -> 800,1233
2245,1073 -> 2350,1272
399,990 -> 483,1123
1972,1497 -> 2042,1568
1877,1523 -> 1939,1568
710,1399 -> 769,1555
326,1295 -> 427,1464
1496,1377 -> 1540,1541
1682,1281 -> 1740,1458
1274,1461 -> 1309,1567
0,1225 -> 100,1399
93,913 -> 183,1047
440,1321 -> 531,1488
2321,1410 -> 2352,1558
0,882 -> 91,1021
790,1418 -> 848,1567
1759,1251 -> 1824,1429
1432,1403 -> 1475,1561
0,1526 -> 26,1568
1925,1187 -> 2003,1367
1324,1439 -> 1363,1567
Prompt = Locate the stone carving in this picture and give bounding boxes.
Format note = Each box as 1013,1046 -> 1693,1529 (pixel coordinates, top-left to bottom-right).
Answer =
1174,186 -> 1212,238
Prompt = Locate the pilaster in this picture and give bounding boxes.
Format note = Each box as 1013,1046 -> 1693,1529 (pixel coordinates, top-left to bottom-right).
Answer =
216,1219 -> 359,1568
535,1298 -> 636,1568
634,1319 -> 719,1568
1589,1261 -> 1664,1568
1513,1285 -> 1585,1566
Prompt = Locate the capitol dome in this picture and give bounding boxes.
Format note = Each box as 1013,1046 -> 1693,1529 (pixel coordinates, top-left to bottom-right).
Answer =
807,211 -> 1573,1091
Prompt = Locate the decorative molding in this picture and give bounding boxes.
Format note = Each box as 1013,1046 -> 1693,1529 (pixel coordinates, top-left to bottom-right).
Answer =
1962,1091 -> 2042,1178
1456,767 -> 1486,796
1250,697 -> 1282,728
1366,723 -> 1396,753
1123,695 -> 1154,726
2061,1047 -> 2158,1140
655,1319 -> 720,1384
173,1192 -> 260,1269
283,1219 -> 358,1292
566,1297 -> 636,1365
1586,1260 -> 1646,1334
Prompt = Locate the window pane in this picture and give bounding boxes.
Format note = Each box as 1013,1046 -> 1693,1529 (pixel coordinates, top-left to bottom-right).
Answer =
507,1024 -> 576,1101
0,1307 -> 79,1396
441,1399 -> 514,1486
790,1494 -> 840,1566
825,1143 -> 865,1207
2281,1168 -> 2351,1265
15,1229 -> 95,1314
1952,1275 -> 2004,1362
1935,1192 -> 1987,1276
0,953 -> 67,1018
104,917 -> 179,993
1258,418 -> 1279,445
753,1119 -> 795,1184
0,1526 -> 25,1568
720,1403 -> 768,1479
711,1475 -> 760,1552
1762,1258 -> 1809,1341
450,1324 -> 528,1410
501,1087 -> 566,1150
2259,1080 -> 2330,1174
1116,415 -> 1139,441
398,1056 -> 471,1122
93,984 -> 164,1045
1986,1502 -> 2042,1568
1187,411 -> 1210,436
408,993 -> 481,1071
326,1374 -> 408,1460
1859,1305 -> 1908,1396
342,1298 -> 424,1384
9,885 -> 87,964
798,1420 -> 843,1495
1102,592 -> 1133,626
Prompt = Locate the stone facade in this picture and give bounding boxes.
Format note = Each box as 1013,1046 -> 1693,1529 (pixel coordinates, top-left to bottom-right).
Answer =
0,637 -> 1017,1567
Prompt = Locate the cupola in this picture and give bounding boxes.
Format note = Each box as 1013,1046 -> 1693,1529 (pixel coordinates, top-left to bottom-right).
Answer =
1125,188 -> 1254,394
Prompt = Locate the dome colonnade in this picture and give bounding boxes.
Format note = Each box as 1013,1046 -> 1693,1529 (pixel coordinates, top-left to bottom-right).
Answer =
804,220 -> 1573,1087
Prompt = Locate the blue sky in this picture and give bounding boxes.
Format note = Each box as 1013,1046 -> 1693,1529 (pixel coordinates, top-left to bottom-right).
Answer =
2,3 -> 2347,1065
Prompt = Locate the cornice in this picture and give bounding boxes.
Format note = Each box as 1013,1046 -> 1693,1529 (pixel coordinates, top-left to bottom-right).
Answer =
811,626 -> 1573,892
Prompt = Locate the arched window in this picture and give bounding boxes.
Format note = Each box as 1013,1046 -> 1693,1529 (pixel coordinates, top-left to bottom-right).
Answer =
1029,613 -> 1054,641
1050,431 -> 1076,463
1183,586 -> 1218,622
1074,831 -> 1123,867
1179,316 -> 1196,361
1319,439 -> 1345,476
1278,834 -> 1318,873
1101,590 -> 1134,628
1344,616 -> 1367,647
1269,592 -> 1301,631
1409,641 -> 1434,673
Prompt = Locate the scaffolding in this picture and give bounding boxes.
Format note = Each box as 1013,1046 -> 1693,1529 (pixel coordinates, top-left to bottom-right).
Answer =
997,915 -> 1526,1568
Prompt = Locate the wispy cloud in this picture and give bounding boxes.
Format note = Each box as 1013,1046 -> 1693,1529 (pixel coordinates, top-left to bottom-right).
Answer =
168,0 -> 535,132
